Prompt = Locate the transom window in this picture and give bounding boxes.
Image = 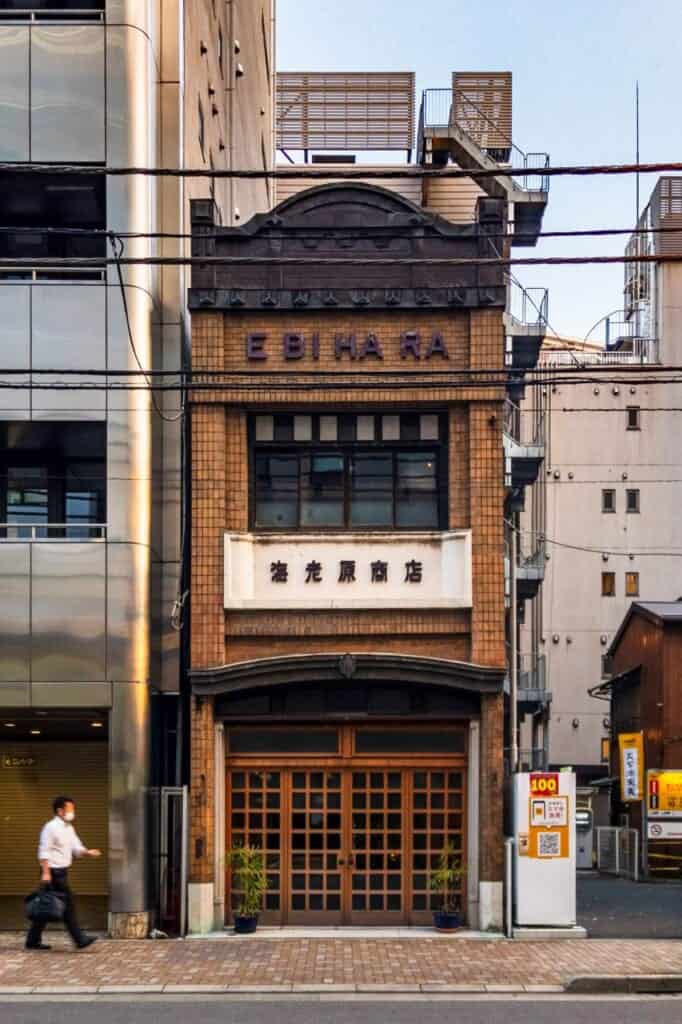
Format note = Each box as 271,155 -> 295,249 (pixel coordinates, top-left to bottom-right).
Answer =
251,412 -> 446,531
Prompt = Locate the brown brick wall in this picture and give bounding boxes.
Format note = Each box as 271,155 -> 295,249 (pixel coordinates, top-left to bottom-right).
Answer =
479,693 -> 505,883
189,301 -> 508,894
189,695 -> 215,884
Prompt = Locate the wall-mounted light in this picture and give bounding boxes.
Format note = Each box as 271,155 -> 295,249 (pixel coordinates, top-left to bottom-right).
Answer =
236,62 -> 245,77
612,386 -> 620,395
566,635 -> 573,644
600,634 -> 608,645
553,469 -> 560,479
593,387 -> 600,395
568,471 -> 574,479
603,717 -> 611,730
572,718 -> 580,729
602,552 -> 609,562
630,386 -> 637,395
4,722 -> 15,728
622,472 -> 628,481
552,634 -> 560,644
234,39 -> 241,53
30,729 -> 41,736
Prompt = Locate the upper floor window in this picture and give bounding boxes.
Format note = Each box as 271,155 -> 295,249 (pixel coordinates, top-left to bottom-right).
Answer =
601,489 -> 616,513
251,412 -> 446,531
0,422 -> 105,538
626,488 -> 640,513
0,172 -> 105,274
626,406 -> 641,430
0,2 -> 104,20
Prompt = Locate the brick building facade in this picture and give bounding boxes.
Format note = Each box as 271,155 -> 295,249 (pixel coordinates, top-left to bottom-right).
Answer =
186,184 -> 508,932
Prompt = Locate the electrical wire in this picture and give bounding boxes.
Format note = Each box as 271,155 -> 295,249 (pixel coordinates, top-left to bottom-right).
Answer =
108,232 -> 185,424
3,159 -> 682,181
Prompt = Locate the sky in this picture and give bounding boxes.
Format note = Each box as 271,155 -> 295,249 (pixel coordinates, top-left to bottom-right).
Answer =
276,0 -> 682,341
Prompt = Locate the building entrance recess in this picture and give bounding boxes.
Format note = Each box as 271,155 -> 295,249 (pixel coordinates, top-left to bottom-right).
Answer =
225,724 -> 466,926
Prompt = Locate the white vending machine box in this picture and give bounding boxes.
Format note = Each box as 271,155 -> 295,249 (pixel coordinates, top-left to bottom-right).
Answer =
513,771 -> 576,927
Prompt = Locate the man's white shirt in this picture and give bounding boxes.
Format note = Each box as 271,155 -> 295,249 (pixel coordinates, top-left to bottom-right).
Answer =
37,816 -> 87,868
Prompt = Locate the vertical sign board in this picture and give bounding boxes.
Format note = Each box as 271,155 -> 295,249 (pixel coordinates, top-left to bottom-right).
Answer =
618,732 -> 644,802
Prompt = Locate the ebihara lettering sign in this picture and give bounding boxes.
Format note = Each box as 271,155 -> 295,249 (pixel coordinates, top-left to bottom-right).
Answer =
246,330 -> 451,363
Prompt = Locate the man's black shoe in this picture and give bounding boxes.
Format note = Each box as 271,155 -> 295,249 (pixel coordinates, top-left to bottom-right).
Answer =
25,943 -> 51,950
77,935 -> 98,950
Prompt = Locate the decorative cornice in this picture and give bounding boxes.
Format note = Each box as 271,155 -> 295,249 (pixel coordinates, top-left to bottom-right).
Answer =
189,285 -> 505,313
190,651 -> 505,697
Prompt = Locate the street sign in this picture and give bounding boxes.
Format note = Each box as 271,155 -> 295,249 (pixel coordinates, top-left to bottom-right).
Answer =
648,819 -> 682,840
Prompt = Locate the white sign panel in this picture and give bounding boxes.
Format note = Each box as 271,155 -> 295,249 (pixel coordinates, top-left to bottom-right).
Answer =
648,819 -> 682,840
224,531 -> 472,611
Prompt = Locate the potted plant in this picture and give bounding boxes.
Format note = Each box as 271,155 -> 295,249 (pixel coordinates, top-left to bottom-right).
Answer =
227,843 -> 268,934
430,842 -> 466,932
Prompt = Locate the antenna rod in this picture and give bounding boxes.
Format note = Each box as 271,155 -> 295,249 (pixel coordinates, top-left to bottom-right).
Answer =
636,81 -> 640,223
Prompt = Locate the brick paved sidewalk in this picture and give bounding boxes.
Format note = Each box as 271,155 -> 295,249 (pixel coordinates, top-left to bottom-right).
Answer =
1,934 -> 682,993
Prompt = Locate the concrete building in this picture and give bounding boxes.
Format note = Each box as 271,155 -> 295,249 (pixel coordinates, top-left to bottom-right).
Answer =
523,177 -> 682,787
0,0 -> 274,935
185,71 -> 549,933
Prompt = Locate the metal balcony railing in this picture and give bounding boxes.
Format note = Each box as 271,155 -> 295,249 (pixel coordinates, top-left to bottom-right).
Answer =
418,88 -> 550,193
0,523 -> 107,541
518,653 -> 548,697
507,283 -> 549,334
504,397 -> 546,449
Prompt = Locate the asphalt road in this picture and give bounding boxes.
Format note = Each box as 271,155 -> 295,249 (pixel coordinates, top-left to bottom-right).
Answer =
2,1000 -> 682,1024
577,875 -> 682,938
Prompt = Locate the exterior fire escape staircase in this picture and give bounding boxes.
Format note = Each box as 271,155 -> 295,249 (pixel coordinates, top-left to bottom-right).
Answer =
418,72 -> 549,245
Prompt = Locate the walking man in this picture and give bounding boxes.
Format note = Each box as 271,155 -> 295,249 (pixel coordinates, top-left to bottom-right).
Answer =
26,795 -> 101,951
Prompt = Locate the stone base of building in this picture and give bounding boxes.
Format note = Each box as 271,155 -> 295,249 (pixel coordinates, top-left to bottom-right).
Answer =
478,881 -> 503,931
188,882 -> 215,934
108,910 -> 150,939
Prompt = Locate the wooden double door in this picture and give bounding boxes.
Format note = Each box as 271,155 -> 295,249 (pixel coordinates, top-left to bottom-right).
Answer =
226,744 -> 466,925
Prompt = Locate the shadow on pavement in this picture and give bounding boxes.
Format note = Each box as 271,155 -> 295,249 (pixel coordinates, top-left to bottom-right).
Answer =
578,873 -> 682,938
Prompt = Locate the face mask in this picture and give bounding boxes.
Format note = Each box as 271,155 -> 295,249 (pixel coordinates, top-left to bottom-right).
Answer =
64,811 -> 75,823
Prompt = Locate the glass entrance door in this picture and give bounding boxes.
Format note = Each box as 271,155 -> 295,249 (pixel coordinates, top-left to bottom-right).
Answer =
225,725 -> 467,926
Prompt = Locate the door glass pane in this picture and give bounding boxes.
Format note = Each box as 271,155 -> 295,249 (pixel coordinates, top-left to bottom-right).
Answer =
289,771 -> 343,913
228,770 -> 281,913
350,771 -> 402,913
254,454 -> 298,527
396,451 -> 438,527
300,453 -> 344,526
411,769 -> 465,913
349,453 -> 393,526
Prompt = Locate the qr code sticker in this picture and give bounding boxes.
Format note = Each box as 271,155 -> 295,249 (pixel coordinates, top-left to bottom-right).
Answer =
537,832 -> 561,858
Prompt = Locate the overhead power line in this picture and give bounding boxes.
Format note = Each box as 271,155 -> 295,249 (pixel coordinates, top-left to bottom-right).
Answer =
0,224 -> 678,243
3,159 -> 682,181
0,252 -> 680,269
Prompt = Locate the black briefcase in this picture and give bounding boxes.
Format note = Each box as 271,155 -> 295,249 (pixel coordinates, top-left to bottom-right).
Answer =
25,887 -> 66,923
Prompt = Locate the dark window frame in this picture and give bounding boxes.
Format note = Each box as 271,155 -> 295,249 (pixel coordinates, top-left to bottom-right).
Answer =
625,488 -> 640,513
601,571 -> 616,597
601,488 -> 616,513
626,406 -> 641,430
249,412 -> 448,532
0,422 -> 106,537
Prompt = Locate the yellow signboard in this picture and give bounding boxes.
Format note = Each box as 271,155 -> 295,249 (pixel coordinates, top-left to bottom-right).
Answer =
618,732 -> 644,802
648,770 -> 682,814
527,795 -> 570,859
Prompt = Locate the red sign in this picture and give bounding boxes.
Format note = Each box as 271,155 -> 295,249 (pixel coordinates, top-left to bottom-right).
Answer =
529,772 -> 560,795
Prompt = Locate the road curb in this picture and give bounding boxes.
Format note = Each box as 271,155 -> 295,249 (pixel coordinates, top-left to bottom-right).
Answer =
565,974 -> 682,994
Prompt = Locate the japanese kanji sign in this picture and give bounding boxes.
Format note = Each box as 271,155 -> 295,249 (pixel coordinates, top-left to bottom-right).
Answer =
618,732 -> 644,802
224,532 -> 473,611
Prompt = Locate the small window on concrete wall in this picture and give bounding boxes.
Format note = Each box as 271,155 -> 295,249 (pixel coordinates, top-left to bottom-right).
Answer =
626,406 -> 641,430
601,571 -> 616,597
625,572 -> 639,597
602,489 -> 616,513
626,489 -> 640,513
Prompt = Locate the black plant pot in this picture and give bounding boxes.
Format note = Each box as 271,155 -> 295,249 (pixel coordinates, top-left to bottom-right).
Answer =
234,914 -> 259,934
433,909 -> 461,933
